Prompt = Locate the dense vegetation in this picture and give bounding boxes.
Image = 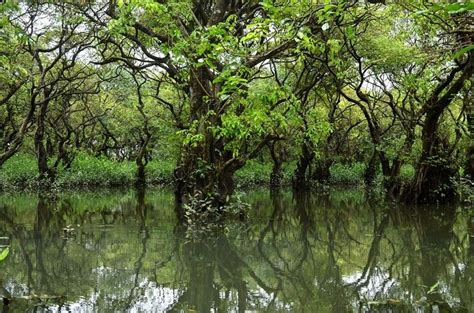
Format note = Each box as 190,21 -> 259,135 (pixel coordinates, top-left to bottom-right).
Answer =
0,1 -> 473,206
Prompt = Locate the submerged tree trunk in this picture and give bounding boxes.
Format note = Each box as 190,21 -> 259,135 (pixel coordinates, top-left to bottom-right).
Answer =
409,115 -> 458,203
312,159 -> 332,184
364,149 -> 377,187
406,54 -> 472,203
268,141 -> 284,191
35,98 -> 53,182
173,67 -> 247,208
135,135 -> 150,188
293,137 -> 314,191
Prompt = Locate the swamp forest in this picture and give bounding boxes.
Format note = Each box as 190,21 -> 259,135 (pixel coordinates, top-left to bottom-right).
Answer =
0,0 -> 473,312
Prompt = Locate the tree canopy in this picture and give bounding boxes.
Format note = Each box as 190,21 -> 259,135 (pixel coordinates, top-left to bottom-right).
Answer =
0,0 -> 472,205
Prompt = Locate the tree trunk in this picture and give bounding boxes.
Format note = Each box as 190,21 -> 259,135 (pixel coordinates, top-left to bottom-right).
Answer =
174,157 -> 188,206
268,142 -> 283,191
173,64 -> 259,209
405,52 -> 472,203
364,149 -> 377,187
293,138 -> 314,191
409,109 -> 457,203
386,158 -> 402,198
467,146 -> 474,180
136,161 -> 146,188
339,90 -> 403,195
35,100 -> 53,182
313,159 -> 332,184
217,160 -> 243,205
135,136 -> 150,188
466,87 -> 474,179
270,162 -> 282,190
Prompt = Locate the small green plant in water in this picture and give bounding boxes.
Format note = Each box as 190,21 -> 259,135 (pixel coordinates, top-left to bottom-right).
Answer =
183,191 -> 250,240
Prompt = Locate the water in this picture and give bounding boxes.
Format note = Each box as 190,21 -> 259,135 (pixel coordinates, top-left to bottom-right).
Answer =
0,188 -> 472,312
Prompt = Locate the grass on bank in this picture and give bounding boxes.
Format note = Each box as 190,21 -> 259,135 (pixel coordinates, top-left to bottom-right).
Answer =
0,153 -> 416,190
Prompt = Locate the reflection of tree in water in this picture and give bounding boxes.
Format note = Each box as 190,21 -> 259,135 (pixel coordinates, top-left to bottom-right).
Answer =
417,206 -> 457,307
253,191 -> 472,312
167,234 -> 249,312
415,205 -> 473,312
254,191 -> 358,312
167,216 -> 270,312
258,191 -> 320,310
0,191 -> 176,311
353,204 -> 472,312
122,187 -> 150,310
0,190 -> 472,312
0,196 -> 91,311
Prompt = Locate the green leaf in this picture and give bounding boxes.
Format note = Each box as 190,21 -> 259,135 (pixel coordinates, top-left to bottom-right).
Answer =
445,3 -> 474,14
453,45 -> 474,60
0,247 -> 9,263
427,282 -> 439,294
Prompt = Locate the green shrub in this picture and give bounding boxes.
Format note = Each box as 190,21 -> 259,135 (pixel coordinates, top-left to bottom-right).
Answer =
234,160 -> 295,187
329,162 -> 366,186
56,153 -> 135,187
146,159 -> 175,184
399,164 -> 415,185
0,153 -> 178,189
235,160 -> 272,186
0,154 -> 38,189
0,153 -> 412,191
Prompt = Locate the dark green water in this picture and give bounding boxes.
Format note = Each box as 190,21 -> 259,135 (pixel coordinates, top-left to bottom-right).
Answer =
0,188 -> 472,312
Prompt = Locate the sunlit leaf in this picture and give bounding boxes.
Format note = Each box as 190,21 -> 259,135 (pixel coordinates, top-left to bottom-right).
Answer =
0,247 -> 10,262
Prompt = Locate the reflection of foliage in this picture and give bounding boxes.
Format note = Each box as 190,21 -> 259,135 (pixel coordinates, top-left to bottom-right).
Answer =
0,190 -> 472,312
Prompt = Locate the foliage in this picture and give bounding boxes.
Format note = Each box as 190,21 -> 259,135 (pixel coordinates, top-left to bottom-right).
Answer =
0,153 -> 176,190
57,153 -> 136,188
0,154 -> 38,189
399,164 -> 416,185
0,0 -> 471,204
453,176 -> 474,205
329,162 -> 367,186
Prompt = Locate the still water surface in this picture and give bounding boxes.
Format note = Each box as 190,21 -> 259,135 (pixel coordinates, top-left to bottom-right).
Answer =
0,188 -> 472,312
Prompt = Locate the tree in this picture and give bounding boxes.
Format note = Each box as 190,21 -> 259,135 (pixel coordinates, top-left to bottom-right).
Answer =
71,0 -> 349,206
0,1 -> 101,182
404,3 -> 473,203
323,2 -> 472,202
